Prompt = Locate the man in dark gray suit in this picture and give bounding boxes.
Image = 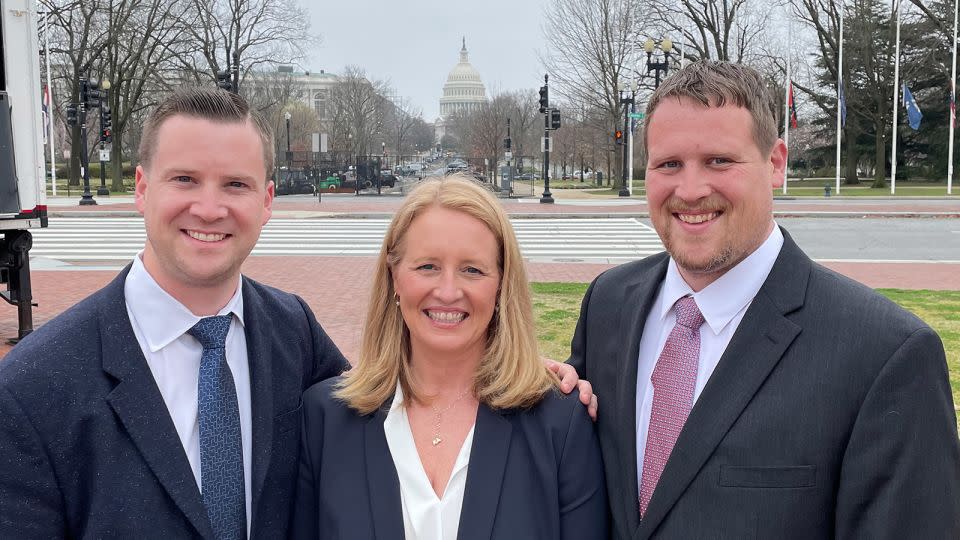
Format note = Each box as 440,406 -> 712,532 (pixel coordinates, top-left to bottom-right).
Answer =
567,60 -> 960,538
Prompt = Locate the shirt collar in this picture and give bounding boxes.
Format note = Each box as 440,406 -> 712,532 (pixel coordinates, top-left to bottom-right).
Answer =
658,224 -> 784,335
125,252 -> 245,353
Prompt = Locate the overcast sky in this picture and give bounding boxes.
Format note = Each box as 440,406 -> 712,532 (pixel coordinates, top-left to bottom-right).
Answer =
300,0 -> 550,120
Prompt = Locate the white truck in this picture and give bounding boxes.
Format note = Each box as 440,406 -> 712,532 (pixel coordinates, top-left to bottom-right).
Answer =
0,1 -> 47,342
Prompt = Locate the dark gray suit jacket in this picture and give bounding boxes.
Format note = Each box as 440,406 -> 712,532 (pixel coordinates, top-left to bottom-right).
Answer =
292,377 -> 609,539
0,267 -> 348,539
567,229 -> 960,539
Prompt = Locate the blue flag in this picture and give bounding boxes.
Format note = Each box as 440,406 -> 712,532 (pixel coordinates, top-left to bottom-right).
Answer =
903,84 -> 922,130
839,79 -> 847,128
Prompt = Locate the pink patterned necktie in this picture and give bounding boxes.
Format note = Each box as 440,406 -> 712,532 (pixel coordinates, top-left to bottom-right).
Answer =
639,296 -> 705,517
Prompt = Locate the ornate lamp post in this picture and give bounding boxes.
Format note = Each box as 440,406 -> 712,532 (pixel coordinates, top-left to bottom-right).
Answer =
644,38 -> 673,88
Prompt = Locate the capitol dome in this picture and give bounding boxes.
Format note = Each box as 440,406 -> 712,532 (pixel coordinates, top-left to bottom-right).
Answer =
439,38 -> 487,117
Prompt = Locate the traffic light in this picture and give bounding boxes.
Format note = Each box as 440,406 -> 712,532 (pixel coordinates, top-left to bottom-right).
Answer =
504,137 -> 511,151
101,105 -> 112,144
538,85 -> 548,113
550,109 -> 561,130
614,130 -> 624,145
216,70 -> 233,92
66,104 -> 78,126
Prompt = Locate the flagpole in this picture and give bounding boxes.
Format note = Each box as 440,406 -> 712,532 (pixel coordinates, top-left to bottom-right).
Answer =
891,0 -> 902,195
679,0 -> 686,67
783,12 -> 791,195
43,10 -> 57,197
948,0 -> 958,196
835,1 -> 844,194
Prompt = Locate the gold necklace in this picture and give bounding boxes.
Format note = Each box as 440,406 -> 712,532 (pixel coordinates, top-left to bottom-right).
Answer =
430,388 -> 470,446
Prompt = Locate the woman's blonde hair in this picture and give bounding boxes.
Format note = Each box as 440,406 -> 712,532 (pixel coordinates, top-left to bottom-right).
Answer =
335,174 -> 557,414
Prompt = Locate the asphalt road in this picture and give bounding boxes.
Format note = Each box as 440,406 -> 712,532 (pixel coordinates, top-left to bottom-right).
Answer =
653,217 -> 960,263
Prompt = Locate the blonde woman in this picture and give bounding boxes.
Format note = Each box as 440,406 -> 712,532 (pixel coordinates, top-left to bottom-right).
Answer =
292,175 -> 607,539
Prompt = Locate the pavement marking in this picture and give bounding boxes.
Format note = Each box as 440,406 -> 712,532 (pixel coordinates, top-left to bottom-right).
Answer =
29,217 -> 665,265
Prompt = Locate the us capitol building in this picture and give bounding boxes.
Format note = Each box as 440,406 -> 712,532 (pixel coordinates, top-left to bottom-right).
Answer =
435,38 -> 488,142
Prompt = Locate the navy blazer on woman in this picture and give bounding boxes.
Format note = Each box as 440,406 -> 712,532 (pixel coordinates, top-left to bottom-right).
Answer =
292,377 -> 609,539
0,268 -> 348,539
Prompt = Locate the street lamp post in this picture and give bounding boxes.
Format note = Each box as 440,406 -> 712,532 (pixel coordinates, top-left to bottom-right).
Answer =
379,141 -> 386,195
618,81 -> 638,197
644,38 -> 673,88
284,111 -> 292,167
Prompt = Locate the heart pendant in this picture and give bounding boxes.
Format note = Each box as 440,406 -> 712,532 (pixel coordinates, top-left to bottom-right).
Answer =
432,436 -> 442,446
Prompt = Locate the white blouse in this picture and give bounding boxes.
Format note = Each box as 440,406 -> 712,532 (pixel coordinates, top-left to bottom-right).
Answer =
383,385 -> 476,540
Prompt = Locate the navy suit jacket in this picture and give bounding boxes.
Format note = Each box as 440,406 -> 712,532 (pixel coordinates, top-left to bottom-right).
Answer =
292,377 -> 609,539
0,267 -> 348,539
568,229 -> 960,539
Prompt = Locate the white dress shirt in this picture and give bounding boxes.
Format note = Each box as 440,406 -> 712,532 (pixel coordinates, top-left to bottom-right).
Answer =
383,385 -> 475,540
635,225 -> 784,490
124,253 -> 252,536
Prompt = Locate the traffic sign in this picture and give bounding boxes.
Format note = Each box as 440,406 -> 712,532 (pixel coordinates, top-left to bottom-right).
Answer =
628,112 -> 644,119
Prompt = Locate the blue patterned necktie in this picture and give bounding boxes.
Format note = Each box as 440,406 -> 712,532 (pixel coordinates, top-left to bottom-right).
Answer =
189,315 -> 246,540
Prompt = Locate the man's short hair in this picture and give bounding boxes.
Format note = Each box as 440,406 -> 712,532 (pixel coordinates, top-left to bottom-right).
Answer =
641,60 -> 778,158
138,87 -> 275,180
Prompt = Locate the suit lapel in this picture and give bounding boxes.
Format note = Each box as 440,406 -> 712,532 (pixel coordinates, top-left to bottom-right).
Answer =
636,230 -> 809,538
458,404 -> 512,540
616,256 -> 669,535
364,408 -> 405,539
242,279 -> 275,531
100,269 -> 215,540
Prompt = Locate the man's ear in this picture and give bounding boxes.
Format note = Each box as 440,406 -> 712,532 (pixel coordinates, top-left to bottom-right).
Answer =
768,139 -> 788,189
134,165 -> 148,215
261,180 -> 275,225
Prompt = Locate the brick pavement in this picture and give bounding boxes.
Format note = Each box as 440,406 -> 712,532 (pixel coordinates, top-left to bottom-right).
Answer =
2,255 -> 957,361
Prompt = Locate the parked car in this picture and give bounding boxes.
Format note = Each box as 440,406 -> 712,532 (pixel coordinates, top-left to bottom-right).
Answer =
380,173 -> 397,188
317,175 -> 342,190
275,169 -> 315,195
516,172 -> 536,181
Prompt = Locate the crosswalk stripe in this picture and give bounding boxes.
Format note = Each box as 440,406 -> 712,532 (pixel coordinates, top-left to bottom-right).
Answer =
29,217 -> 664,263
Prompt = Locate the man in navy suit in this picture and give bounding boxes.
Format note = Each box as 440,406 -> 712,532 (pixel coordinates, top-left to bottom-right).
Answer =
0,88 -> 349,538
568,61 -> 960,538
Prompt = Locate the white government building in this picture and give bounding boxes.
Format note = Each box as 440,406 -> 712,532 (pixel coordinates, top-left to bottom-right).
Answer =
435,38 -> 488,142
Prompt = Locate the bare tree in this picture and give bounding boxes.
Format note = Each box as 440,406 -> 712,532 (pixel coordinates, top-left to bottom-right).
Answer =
41,0 -> 110,186
175,0 -> 316,91
97,0 -> 192,190
651,0 -> 772,63
327,66 -> 391,158
385,97 -> 422,157
541,0 -> 643,189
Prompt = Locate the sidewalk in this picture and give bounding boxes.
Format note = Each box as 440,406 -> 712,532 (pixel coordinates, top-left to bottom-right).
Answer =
3,255 -> 957,361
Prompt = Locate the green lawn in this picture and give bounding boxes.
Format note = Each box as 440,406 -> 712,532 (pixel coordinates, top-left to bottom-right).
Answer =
532,283 -> 960,407
47,178 -> 134,197
781,185 -> 958,197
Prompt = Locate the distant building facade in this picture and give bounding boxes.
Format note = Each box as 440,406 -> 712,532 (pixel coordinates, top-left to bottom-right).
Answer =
245,66 -> 339,121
